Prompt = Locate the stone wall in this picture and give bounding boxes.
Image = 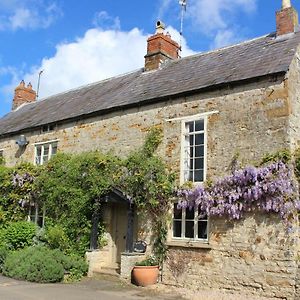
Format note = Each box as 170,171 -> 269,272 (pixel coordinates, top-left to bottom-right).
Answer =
164,213 -> 298,300
287,46 -> 300,152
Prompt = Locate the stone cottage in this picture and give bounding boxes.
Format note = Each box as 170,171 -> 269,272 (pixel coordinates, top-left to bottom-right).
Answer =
0,1 -> 300,298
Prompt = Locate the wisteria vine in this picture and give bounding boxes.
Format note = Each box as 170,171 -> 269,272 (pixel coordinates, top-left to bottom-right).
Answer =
178,162 -> 300,229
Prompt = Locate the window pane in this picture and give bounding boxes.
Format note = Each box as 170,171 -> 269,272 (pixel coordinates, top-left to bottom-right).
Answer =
43,145 -> 49,155
51,143 -> 58,155
173,204 -> 182,219
190,159 -> 194,169
198,221 -> 208,239
189,135 -> 194,146
186,121 -> 194,133
195,158 -> 204,169
185,221 -> 194,238
195,133 -> 204,146
173,221 -> 182,237
195,120 -> 204,131
195,146 -> 204,157
186,208 -> 194,220
36,146 -> 42,157
189,171 -> 193,181
190,147 -> 194,158
194,170 -> 204,182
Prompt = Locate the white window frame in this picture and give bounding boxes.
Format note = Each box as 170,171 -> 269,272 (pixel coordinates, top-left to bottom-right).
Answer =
172,203 -> 209,242
34,140 -> 58,165
180,116 -> 207,185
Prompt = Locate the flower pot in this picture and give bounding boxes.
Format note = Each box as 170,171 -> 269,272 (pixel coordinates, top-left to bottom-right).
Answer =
132,265 -> 159,287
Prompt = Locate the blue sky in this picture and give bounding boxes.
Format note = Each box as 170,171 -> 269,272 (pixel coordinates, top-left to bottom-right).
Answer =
0,0 -> 298,117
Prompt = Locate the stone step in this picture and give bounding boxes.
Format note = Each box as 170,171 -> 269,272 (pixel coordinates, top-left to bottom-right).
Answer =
96,266 -> 120,277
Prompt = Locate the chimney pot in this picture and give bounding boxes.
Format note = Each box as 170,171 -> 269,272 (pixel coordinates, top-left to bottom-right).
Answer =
282,0 -> 291,9
156,20 -> 165,34
19,80 -> 25,88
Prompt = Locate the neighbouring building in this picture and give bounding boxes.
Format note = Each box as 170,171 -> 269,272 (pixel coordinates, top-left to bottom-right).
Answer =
0,1 -> 300,299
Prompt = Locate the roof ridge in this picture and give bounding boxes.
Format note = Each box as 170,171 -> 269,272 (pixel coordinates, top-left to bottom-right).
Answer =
174,33 -> 272,63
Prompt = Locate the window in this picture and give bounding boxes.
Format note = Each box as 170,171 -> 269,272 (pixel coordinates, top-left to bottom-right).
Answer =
173,203 -> 208,241
28,204 -> 45,227
35,141 -> 58,165
181,118 -> 206,183
41,124 -> 56,133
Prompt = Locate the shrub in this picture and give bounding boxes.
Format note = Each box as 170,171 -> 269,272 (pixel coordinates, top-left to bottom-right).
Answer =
45,225 -> 70,252
0,245 -> 10,272
3,246 -> 88,283
3,246 -> 64,283
4,221 -> 37,250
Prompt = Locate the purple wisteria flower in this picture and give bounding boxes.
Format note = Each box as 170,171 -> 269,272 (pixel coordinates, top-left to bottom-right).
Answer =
177,162 -> 298,229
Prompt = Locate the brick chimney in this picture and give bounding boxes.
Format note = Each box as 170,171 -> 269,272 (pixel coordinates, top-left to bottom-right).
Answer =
144,21 -> 180,71
276,0 -> 299,36
12,80 -> 37,110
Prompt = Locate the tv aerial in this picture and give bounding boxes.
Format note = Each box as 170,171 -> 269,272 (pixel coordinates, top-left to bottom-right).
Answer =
179,0 -> 187,55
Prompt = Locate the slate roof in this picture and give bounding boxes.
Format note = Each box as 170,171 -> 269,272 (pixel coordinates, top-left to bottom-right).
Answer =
1,31 -> 300,137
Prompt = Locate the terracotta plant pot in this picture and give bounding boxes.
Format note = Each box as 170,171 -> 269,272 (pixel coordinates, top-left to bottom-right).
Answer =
132,265 -> 159,287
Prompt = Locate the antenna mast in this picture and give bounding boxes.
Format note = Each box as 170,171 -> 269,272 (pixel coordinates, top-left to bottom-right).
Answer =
36,70 -> 44,99
179,0 -> 187,55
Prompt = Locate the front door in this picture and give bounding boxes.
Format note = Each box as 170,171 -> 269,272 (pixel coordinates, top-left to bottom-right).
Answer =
111,203 -> 127,265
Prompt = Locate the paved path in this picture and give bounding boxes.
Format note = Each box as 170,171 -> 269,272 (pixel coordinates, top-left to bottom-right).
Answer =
0,274 -> 184,300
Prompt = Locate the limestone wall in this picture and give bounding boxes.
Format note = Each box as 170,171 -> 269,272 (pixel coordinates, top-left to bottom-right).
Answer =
164,213 -> 298,300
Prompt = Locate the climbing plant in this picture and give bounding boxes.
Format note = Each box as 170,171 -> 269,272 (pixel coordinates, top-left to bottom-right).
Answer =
178,160 -> 299,230
121,127 -> 175,265
0,163 -> 40,225
36,151 -> 122,255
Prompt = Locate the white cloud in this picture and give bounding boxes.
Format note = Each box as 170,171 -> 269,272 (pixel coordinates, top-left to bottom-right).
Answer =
93,11 -> 121,30
0,0 -> 62,31
188,0 -> 256,32
212,29 -> 240,49
159,0 -> 257,48
2,20 -> 195,101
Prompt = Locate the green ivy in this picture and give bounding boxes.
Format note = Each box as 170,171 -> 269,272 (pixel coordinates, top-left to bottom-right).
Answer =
121,127 -> 175,265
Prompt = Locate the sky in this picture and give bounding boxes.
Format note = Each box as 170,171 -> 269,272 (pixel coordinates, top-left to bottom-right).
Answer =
0,0 -> 299,117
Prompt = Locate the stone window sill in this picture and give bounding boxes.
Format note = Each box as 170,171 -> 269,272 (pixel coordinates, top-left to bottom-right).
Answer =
167,240 -> 212,249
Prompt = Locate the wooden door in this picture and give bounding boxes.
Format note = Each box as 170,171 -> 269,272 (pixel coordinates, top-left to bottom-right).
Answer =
112,203 -> 127,265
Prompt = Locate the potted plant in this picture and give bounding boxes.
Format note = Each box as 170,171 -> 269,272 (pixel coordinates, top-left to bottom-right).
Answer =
132,256 -> 159,287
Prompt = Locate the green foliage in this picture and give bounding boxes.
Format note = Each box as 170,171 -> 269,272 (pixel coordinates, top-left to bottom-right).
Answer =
0,245 -> 10,272
37,151 -> 121,255
135,255 -> 159,266
294,148 -> 300,181
2,221 -> 37,250
0,163 -> 41,225
121,127 -> 175,265
0,127 -> 174,266
45,225 -> 70,253
260,149 -> 291,166
3,246 -> 64,283
3,246 -> 88,283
